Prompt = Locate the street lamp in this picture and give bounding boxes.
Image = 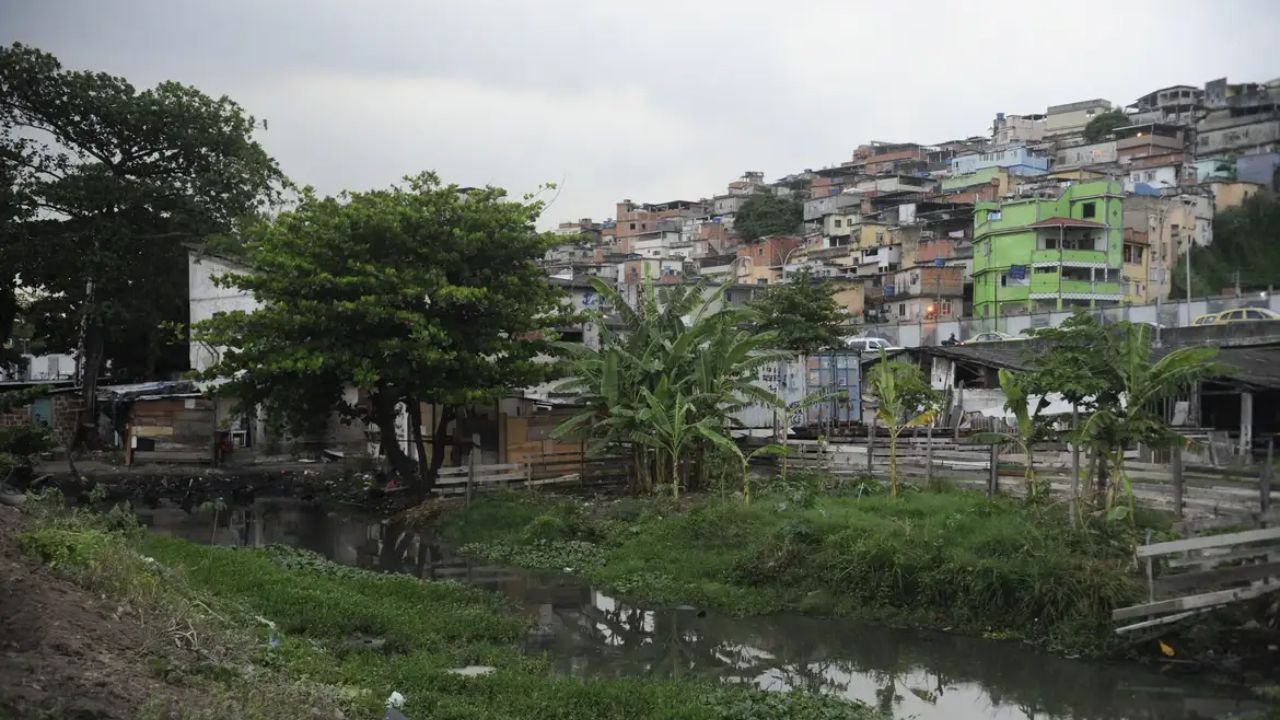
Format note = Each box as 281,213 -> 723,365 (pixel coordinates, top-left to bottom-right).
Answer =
779,245 -> 804,281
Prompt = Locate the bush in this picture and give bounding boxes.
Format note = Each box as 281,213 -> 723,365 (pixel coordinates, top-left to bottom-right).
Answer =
521,515 -> 572,543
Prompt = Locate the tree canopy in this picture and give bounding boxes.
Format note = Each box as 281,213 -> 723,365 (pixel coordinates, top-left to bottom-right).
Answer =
194,173 -> 573,492
1082,109 -> 1129,143
733,193 -> 802,242
0,43 -> 281,444
1172,191 -> 1280,297
749,267 -> 847,355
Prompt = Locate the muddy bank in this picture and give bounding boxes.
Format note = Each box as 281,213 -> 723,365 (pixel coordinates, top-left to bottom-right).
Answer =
0,506 -> 189,720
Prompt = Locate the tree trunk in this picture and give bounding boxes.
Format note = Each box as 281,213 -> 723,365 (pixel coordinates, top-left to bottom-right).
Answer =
671,451 -> 680,501
888,430 -> 899,496
73,323 -> 105,452
371,389 -> 418,485
425,405 -> 456,494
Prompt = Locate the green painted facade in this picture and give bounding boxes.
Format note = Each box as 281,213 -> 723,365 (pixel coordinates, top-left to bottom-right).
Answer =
972,180 -> 1124,317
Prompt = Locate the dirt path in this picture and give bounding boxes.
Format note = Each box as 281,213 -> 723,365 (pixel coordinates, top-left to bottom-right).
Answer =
0,506 -> 169,720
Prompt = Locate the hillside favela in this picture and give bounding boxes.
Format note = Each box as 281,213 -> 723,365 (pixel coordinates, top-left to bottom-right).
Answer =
3,3 -> 1280,720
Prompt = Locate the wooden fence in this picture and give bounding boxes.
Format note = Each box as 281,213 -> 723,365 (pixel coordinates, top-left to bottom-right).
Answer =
434,453 -> 631,501
782,438 -> 1280,519
1112,512 -> 1280,635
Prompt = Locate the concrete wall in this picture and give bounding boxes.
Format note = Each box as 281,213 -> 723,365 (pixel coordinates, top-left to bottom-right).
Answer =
1054,141 -> 1118,169
1045,99 -> 1112,137
950,147 -> 1047,175
188,252 -> 261,373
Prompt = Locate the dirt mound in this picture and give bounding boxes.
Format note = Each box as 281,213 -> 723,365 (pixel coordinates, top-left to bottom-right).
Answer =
0,506 -> 166,720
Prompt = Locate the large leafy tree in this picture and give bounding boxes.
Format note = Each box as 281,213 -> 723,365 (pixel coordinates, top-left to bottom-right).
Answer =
554,279 -> 784,497
1082,109 -> 1128,142
0,43 -> 281,446
1172,191 -> 1280,297
195,173 -> 573,493
749,267 -> 847,355
733,193 -> 802,242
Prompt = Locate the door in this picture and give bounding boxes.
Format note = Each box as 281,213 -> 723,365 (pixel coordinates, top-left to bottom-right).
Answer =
31,397 -> 53,427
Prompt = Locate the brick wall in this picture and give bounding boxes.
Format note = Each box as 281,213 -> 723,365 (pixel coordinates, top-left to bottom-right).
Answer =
0,392 -> 78,447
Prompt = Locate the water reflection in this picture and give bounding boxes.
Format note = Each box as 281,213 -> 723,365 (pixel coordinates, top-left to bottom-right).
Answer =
137,498 -> 1269,720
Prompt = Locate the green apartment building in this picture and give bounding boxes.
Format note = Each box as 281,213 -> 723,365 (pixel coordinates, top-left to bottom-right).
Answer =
972,180 -> 1124,318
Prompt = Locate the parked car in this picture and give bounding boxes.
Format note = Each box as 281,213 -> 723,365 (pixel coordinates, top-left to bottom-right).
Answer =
845,336 -> 901,353
1192,307 -> 1280,325
963,331 -> 1020,344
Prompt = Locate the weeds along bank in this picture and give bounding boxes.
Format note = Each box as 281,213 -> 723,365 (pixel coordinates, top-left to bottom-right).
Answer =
10,494 -> 877,720
442,482 -> 1152,656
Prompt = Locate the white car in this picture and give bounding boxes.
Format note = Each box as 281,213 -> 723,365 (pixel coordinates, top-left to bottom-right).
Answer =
846,337 -> 901,353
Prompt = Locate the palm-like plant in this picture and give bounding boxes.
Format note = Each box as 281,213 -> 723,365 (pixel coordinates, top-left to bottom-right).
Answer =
973,369 -> 1054,499
553,278 -> 786,498
1079,323 -> 1221,515
866,351 -> 940,497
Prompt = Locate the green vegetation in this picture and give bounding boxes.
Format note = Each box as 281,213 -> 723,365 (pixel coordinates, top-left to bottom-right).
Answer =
733,192 -> 803,242
1,44 -> 282,440
443,486 -> 1146,656
1029,315 -> 1221,515
866,352 -> 941,496
554,279 -> 784,497
748,266 -> 849,355
19,494 -> 878,720
194,173 -> 575,492
1082,109 -> 1129,142
1173,191 -> 1280,297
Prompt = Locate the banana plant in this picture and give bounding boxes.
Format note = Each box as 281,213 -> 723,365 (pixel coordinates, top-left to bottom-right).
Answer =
971,369 -> 1054,500
867,350 -> 940,497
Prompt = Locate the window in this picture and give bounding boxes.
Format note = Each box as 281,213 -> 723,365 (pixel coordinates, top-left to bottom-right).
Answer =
629,223 -> 636,230
1247,309 -> 1267,319
1081,202 -> 1096,219
757,278 -> 768,285
834,218 -> 842,228
1226,310 -> 1245,320
898,303 -> 906,315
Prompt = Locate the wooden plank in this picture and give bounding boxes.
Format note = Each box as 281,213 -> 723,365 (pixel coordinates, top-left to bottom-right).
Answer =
436,473 -> 528,486
1175,510 -> 1280,534
1167,546 -> 1275,569
1155,560 -> 1280,593
1115,608 -> 1213,635
1135,526 -> 1280,558
1112,581 -> 1280,621
132,425 -> 175,438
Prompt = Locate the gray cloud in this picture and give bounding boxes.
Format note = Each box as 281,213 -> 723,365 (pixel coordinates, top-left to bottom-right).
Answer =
3,0 -> 1278,227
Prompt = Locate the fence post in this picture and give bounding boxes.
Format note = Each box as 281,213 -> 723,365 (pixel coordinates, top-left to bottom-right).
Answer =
988,444 -> 999,498
1262,438 -> 1274,519
925,424 -> 934,487
466,443 -> 476,507
1172,441 -> 1184,519
866,426 -> 875,474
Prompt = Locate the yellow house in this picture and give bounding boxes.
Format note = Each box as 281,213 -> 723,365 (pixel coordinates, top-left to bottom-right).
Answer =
849,221 -> 890,251
1122,228 -> 1152,303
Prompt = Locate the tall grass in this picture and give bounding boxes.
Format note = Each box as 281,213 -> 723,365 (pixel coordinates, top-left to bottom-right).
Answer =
446,486 -> 1142,655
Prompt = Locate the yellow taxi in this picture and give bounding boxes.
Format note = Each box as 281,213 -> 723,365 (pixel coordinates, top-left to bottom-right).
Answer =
1191,307 -> 1280,325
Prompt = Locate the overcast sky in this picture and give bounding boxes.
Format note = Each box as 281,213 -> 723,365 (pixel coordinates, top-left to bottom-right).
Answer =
4,0 -> 1278,228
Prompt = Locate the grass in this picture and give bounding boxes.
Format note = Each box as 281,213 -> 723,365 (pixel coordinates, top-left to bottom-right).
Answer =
442,481 -> 1152,656
17,491 -> 879,720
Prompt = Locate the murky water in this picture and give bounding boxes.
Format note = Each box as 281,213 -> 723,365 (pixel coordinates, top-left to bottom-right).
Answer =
136,497 -> 1270,720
